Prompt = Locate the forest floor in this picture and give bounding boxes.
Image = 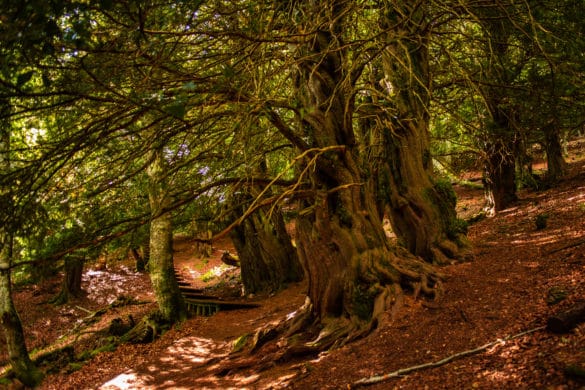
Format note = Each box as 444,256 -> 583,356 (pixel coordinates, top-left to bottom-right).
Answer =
2,141 -> 585,389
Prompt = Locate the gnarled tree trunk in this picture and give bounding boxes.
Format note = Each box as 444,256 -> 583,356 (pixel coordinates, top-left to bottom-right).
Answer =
228,192 -> 303,295
146,146 -> 186,323
376,4 -> 470,264
476,9 -> 519,215
483,134 -> 518,215
283,1 -> 442,347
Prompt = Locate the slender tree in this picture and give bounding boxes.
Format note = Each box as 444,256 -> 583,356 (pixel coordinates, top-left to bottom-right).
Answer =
0,99 -> 43,386
146,143 -> 187,322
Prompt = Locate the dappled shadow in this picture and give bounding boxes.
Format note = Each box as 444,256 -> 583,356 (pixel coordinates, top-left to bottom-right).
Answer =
84,266 -> 154,305
96,316 -> 300,390
99,336 -> 232,389
471,167 -> 585,255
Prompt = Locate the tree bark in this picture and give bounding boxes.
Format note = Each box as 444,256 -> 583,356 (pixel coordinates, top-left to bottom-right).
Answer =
146,146 -> 186,323
228,194 -> 303,294
376,4 -> 470,264
0,100 -> 43,386
0,237 -> 44,386
483,137 -> 517,215
477,10 -> 519,215
51,254 -> 84,305
284,1 -> 442,346
543,123 -> 567,182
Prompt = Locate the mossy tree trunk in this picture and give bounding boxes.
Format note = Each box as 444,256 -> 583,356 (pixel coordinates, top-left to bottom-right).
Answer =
146,146 -> 186,323
0,102 -> 43,386
51,253 -> 84,305
134,226 -> 150,273
483,135 -> 517,214
228,190 -> 303,295
375,4 -> 470,264
543,122 -> 567,182
477,10 -> 519,215
0,236 -> 43,387
284,1 -> 442,347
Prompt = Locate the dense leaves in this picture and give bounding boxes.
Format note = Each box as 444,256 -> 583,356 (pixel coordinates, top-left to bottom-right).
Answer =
0,0 -> 584,386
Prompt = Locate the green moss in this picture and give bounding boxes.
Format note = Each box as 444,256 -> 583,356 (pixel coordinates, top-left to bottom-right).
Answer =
446,218 -> 468,239
432,178 -> 457,209
77,337 -> 118,361
546,286 -> 568,305
232,333 -> 250,353
92,342 -> 117,356
66,362 -> 84,373
351,285 -> 375,321
201,270 -> 216,283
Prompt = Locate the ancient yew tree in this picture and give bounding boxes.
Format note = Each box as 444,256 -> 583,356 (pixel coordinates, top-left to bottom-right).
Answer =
372,2 -> 470,264
240,1 -> 444,347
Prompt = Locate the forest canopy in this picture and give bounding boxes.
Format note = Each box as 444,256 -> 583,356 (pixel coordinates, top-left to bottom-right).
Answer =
0,0 -> 584,386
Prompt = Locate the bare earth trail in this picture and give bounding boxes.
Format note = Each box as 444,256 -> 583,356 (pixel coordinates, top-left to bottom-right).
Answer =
6,149 -> 585,389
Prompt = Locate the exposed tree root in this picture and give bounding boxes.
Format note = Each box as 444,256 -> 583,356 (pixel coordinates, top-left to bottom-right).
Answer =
222,245 -> 445,380
350,326 -> 546,388
121,311 -> 169,344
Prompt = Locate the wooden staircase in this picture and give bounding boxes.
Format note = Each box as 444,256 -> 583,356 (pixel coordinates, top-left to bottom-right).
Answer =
174,269 -> 259,316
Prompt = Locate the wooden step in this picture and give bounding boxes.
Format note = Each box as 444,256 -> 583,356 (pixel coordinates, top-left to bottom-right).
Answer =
184,298 -> 260,316
178,286 -> 205,294
181,292 -> 219,300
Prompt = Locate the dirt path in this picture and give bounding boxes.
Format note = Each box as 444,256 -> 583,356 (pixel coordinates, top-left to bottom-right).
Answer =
7,154 -> 585,389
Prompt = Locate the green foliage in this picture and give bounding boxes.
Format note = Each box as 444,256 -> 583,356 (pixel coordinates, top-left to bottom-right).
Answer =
446,218 -> 468,239
546,286 -> 568,305
232,333 -> 250,353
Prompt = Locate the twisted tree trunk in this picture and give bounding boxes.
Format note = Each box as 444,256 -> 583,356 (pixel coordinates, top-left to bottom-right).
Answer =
281,1 -> 442,348
229,192 -> 303,294
376,3 -> 470,264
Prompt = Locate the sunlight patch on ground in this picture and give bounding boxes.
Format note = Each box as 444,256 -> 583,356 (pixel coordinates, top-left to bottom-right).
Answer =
201,264 -> 233,282
161,336 -> 228,366
224,373 -> 260,386
264,372 -> 298,387
83,266 -> 152,305
564,190 -> 585,202
480,368 -> 521,385
509,227 -> 582,247
99,370 -> 154,390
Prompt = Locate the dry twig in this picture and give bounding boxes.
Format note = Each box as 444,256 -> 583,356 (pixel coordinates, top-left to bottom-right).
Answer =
351,325 -> 546,388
